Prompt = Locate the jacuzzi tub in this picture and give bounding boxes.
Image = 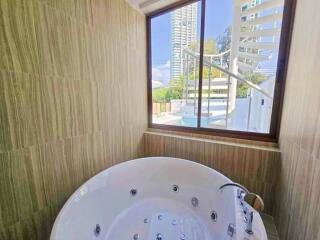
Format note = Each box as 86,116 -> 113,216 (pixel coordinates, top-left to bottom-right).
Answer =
50,157 -> 267,240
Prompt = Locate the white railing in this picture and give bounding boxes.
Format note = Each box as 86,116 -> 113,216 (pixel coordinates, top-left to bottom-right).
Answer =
183,48 -> 273,129
183,49 -> 273,99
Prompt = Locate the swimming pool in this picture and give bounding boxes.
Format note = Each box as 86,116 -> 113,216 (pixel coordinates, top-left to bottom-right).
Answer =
180,117 -> 210,127
168,116 -> 226,128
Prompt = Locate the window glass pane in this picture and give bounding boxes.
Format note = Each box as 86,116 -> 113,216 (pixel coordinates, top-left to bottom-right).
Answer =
199,0 -> 285,133
151,2 -> 202,127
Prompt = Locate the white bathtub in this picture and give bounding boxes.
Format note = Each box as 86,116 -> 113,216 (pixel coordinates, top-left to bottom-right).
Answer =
50,157 -> 267,240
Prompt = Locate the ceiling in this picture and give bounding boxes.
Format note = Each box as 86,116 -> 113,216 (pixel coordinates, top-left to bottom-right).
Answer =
126,0 -> 182,14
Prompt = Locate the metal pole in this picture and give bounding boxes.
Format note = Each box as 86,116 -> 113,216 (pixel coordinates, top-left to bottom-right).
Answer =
247,88 -> 252,131
194,58 -> 197,116
225,75 -> 231,128
185,54 -> 189,103
220,56 -> 222,77
208,66 -> 211,117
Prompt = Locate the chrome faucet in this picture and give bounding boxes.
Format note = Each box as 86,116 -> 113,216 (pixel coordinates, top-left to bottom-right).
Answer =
219,182 -> 249,193
219,182 -> 248,207
219,182 -> 264,235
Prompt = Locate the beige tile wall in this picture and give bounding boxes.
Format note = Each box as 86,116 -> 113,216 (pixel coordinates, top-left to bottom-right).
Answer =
144,131 -> 281,214
274,0 -> 320,239
0,0 -> 147,239
2,0 -> 320,239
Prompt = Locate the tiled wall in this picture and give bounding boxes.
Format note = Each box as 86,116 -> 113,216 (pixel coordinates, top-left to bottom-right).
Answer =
0,0 -> 147,239
2,0 -> 320,239
274,0 -> 320,239
144,131 -> 281,214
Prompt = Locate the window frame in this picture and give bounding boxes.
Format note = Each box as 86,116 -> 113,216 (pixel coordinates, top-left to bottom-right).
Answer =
146,0 -> 297,142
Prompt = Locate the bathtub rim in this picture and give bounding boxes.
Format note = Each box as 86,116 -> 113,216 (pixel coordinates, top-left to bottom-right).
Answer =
50,157 -> 266,240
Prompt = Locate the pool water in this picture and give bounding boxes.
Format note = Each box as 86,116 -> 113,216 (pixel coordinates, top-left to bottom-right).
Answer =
180,117 -> 210,127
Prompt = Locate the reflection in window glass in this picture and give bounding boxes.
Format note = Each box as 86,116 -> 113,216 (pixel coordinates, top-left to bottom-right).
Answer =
151,2 -> 201,127
199,0 -> 284,133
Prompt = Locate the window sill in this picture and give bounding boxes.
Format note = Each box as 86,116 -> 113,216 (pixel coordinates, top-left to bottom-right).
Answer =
147,128 -> 279,150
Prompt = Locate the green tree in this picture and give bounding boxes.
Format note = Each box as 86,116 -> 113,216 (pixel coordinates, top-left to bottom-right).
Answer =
237,72 -> 266,98
204,39 -> 218,54
167,75 -> 184,100
217,26 -> 231,65
217,26 -> 231,52
187,66 -> 221,80
152,76 -> 185,103
152,87 -> 169,103
190,38 -> 218,55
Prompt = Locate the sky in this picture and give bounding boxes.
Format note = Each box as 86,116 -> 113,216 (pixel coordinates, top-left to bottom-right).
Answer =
151,0 -> 233,84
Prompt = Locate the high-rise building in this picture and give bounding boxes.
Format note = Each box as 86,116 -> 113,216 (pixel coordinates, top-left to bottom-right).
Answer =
170,3 -> 198,80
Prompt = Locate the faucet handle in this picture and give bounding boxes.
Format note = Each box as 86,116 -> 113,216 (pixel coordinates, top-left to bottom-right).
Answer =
219,182 -> 264,212
244,193 -> 264,212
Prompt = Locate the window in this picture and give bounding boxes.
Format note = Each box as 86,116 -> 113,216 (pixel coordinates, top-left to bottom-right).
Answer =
147,0 -> 295,141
